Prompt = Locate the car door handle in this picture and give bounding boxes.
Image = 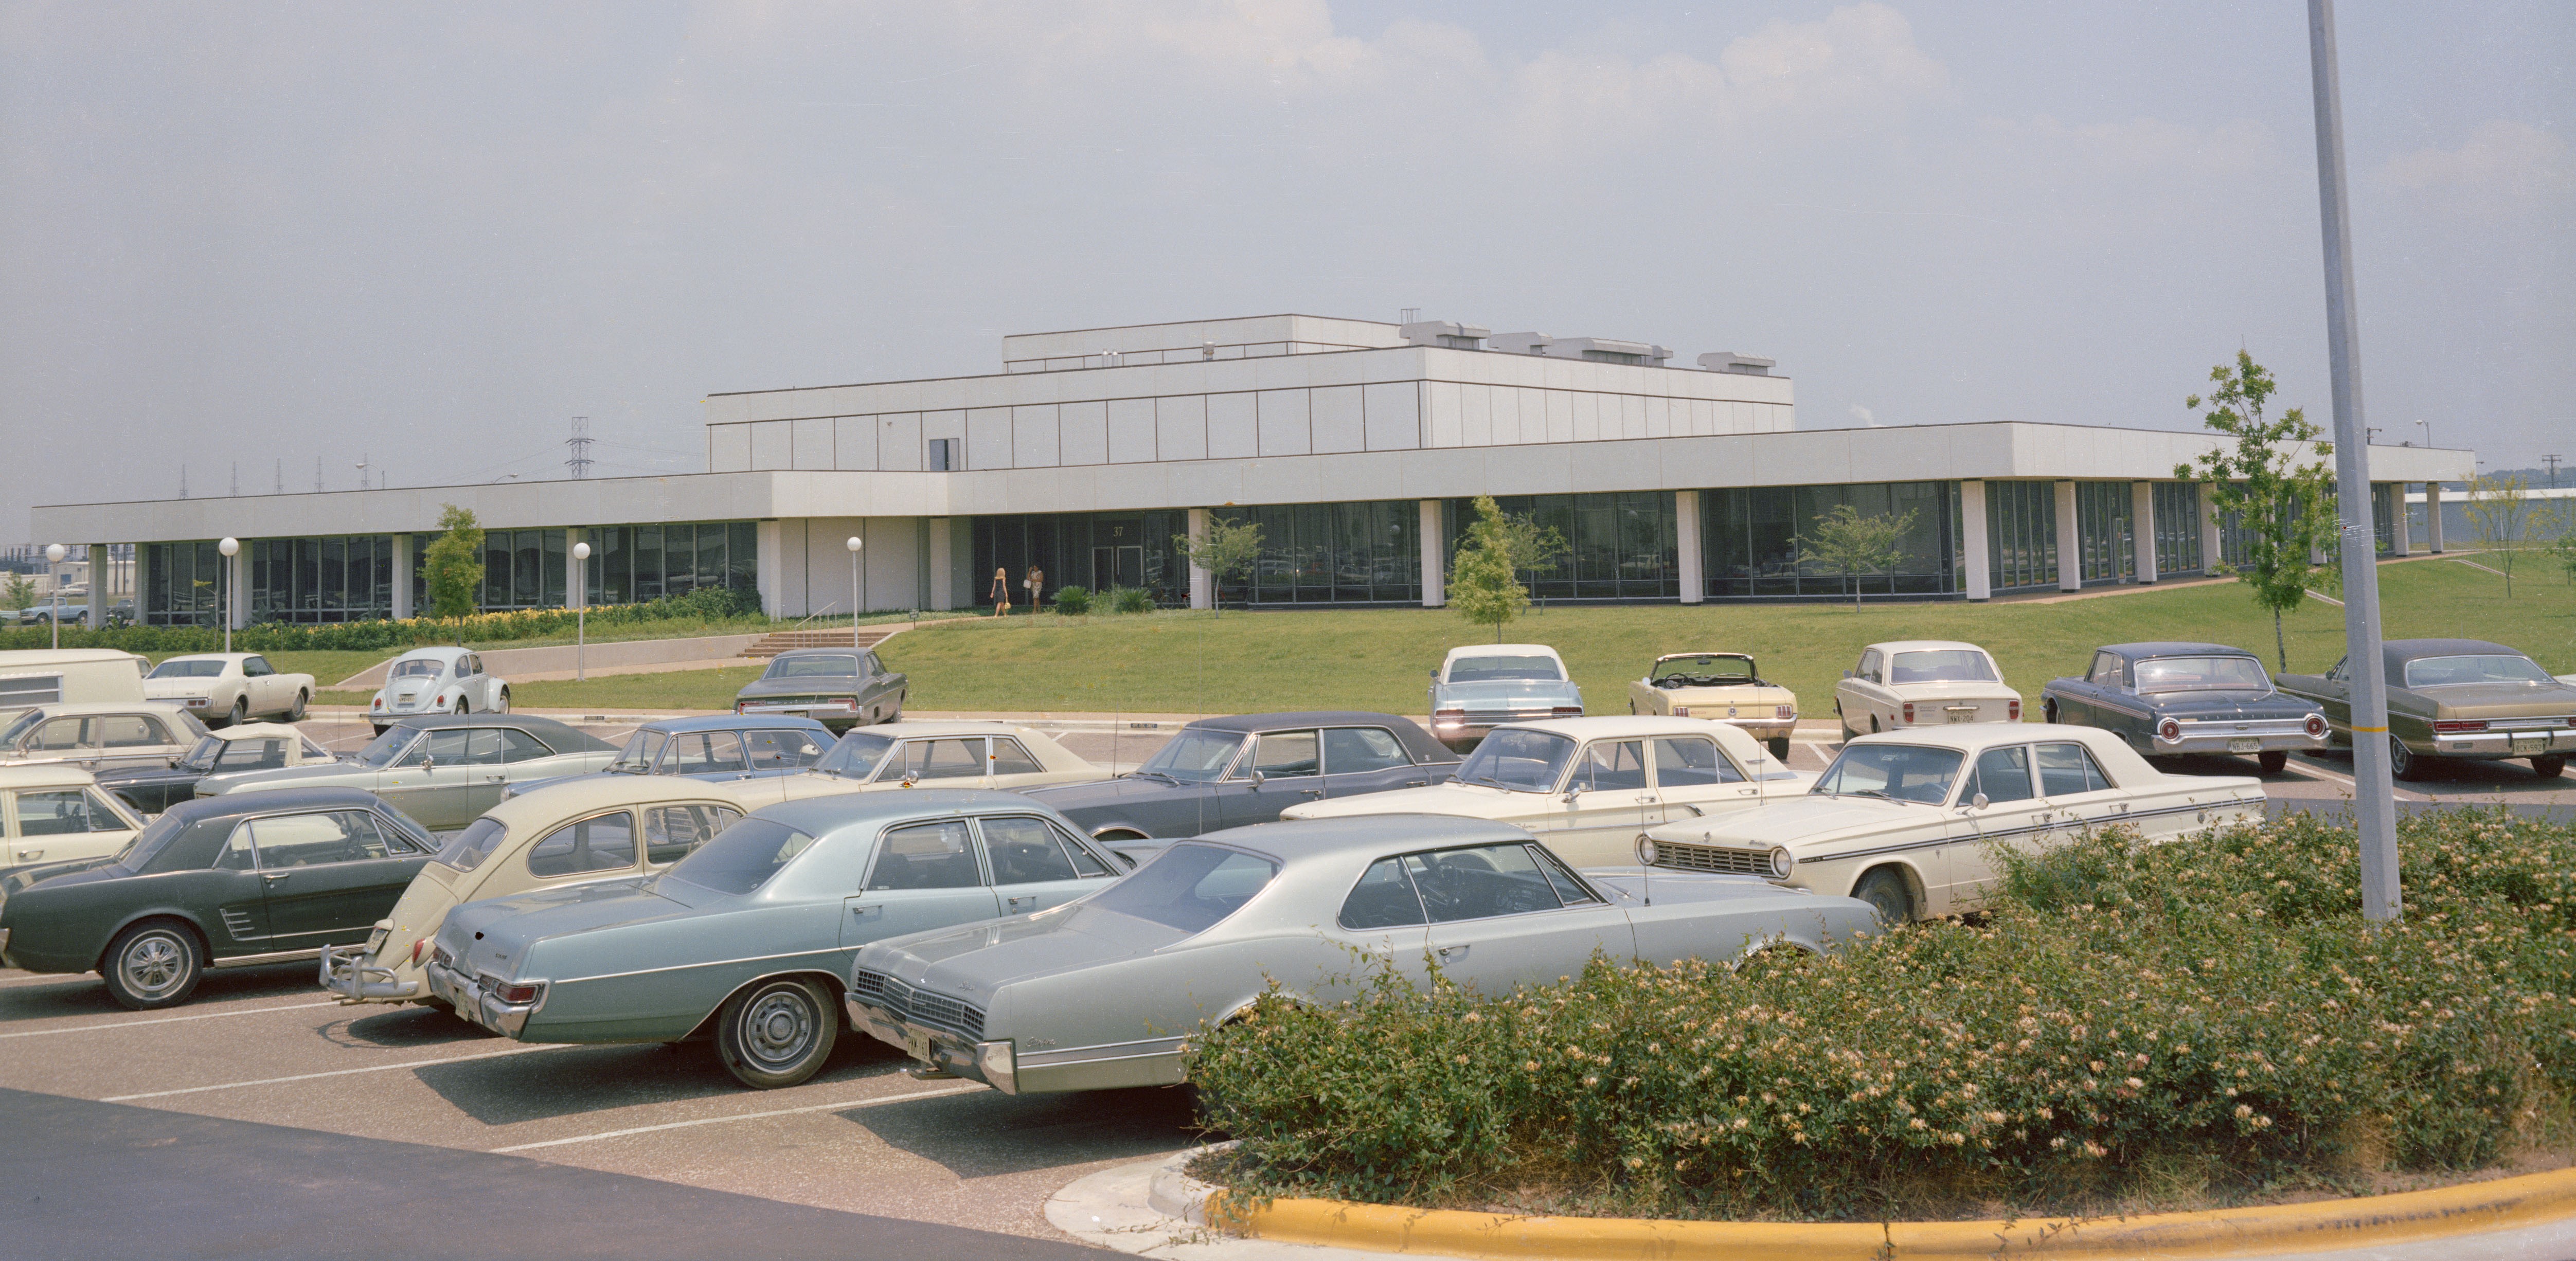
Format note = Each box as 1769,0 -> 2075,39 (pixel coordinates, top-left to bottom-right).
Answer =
1404,780 -> 1426,788
1300,788 -> 1323,799
1437,944 -> 1469,961
849,904 -> 881,918
263,872 -> 290,883
485,774 -> 507,782
1737,787 -> 1759,796
1007,895 -> 1037,912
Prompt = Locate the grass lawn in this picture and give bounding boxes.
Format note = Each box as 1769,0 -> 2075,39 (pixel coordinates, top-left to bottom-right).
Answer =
459,557 -> 2575,716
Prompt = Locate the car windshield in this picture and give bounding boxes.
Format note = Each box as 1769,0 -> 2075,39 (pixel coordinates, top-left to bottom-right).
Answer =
612,730 -> 668,773
435,817 -> 508,872
390,658 -> 446,680
2132,655 -> 2270,693
177,735 -> 224,771
814,732 -> 897,779
148,659 -> 226,679
1889,650 -> 1997,683
0,711 -> 43,745
1135,729 -> 1245,782
663,817 -> 820,895
353,726 -> 420,767
2403,654 -> 2555,688
1813,743 -> 1963,804
1084,842 -> 1280,935
1454,729 -> 1578,791
1446,655 -> 1564,683
764,655 -> 862,679
1654,656 -> 1754,683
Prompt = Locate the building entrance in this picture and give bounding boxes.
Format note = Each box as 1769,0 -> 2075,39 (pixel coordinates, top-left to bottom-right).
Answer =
1092,545 -> 1144,590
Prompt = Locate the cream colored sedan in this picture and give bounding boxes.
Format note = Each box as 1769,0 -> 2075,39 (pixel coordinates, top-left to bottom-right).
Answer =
320,777 -> 755,1005
1281,716 -> 1812,868
1637,724 -> 2263,925
754,720 -> 1104,804
1834,640 -> 2022,738
1,763 -> 149,866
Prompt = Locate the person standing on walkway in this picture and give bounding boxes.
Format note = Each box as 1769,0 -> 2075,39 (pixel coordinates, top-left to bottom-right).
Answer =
990,567 -> 1011,617
1026,566 -> 1044,615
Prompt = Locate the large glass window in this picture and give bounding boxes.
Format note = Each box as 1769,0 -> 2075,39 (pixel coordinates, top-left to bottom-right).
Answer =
239,534 -> 394,624
2073,481 -> 2135,584
2152,481 -> 2203,575
974,510 -> 1192,608
1985,481 -> 2059,592
1704,482 -> 1958,600
142,540 -> 226,626
1447,493 -> 1672,602
577,521 -> 760,610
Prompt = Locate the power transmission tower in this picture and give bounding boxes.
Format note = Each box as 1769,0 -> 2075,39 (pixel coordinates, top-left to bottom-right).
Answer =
566,417 -> 594,479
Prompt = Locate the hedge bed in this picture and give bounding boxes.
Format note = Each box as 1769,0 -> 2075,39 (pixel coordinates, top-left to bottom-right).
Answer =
1189,810 -> 2576,1222
0,587 -> 761,654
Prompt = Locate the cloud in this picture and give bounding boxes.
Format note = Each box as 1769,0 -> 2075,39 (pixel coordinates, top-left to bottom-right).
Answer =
2379,120 -> 2573,220
1849,403 -> 1877,426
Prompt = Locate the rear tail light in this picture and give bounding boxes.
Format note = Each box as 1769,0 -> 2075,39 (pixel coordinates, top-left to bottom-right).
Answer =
2007,700 -> 2021,722
735,701 -> 748,713
2157,717 -> 2184,743
1901,702 -> 1916,724
1550,707 -> 1583,718
492,981 -> 544,1006
1433,708 -> 1465,728
2303,713 -> 2329,738
1776,705 -> 1796,720
2431,719 -> 2488,733
412,938 -> 432,966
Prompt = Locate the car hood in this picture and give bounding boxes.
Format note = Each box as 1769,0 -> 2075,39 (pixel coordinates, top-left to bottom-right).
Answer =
1645,795 -> 1927,849
1434,679 -> 1580,706
2418,683 -> 2576,718
2134,690 -> 2319,718
861,903 -> 1189,1002
1281,780 -> 1536,821
195,763 -> 360,795
93,763 -> 199,788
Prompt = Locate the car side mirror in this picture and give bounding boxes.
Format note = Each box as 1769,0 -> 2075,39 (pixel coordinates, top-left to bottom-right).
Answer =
1248,769 -> 1265,787
1563,784 -> 1585,805
421,755 -> 435,773
1972,792 -> 1989,811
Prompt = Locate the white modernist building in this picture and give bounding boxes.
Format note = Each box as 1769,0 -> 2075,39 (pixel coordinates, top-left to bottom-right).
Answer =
28,313 -> 2476,628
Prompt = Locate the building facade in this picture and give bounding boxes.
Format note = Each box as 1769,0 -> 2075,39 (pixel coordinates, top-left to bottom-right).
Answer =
29,313 -> 2477,628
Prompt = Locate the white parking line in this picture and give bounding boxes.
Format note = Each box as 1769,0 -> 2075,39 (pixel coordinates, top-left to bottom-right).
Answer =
0,972 -> 94,987
102,1042 -> 576,1101
2279,756 -> 2428,802
491,1083 -> 987,1153
0,999 -> 337,1040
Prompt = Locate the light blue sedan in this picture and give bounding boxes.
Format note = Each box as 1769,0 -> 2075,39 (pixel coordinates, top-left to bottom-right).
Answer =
1428,643 -> 1584,750
504,714 -> 833,799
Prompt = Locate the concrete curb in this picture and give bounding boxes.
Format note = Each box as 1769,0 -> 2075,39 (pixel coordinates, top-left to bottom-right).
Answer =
1052,1149 -> 2576,1260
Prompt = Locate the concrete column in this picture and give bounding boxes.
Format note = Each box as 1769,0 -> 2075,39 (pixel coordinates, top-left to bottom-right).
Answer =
926,518 -> 956,611
2425,483 -> 2446,553
1960,480 -> 1992,601
2132,482 -> 2159,583
564,527 -> 587,609
1674,492 -> 1704,604
227,547 -> 249,630
84,545 -> 108,627
2053,480 -> 2080,591
2198,491 -> 2223,574
1187,508 -> 1213,610
756,519 -> 785,618
390,534 -> 415,619
1418,500 -> 1445,607
2389,486 -> 2412,555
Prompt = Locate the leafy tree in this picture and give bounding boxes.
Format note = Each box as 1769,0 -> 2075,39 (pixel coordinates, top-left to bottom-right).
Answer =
2173,351 -> 2338,670
1447,495 -> 1566,640
1173,515 -> 1263,617
421,503 -> 487,623
2460,474 -> 2538,598
1,572 -> 32,611
1794,504 -> 1919,612
2548,504 -> 2576,589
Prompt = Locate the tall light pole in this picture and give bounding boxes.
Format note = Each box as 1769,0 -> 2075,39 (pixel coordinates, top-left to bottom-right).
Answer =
218,538 -> 239,654
43,544 -> 65,650
2309,0 -> 2401,923
846,536 -> 863,635
572,541 -> 592,681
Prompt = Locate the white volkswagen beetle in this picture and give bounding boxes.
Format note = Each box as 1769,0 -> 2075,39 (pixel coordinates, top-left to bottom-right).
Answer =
1638,723 -> 2265,924
1281,716 -> 1812,867
368,647 -> 508,735
1834,640 -> 2021,738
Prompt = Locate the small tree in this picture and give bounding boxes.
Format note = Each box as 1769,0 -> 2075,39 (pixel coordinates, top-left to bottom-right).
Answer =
1491,509 -> 1568,606
2460,474 -> 2537,598
1447,498 -> 1528,641
1173,515 -> 1263,617
421,503 -> 487,623
2547,503 -> 2576,589
1794,504 -> 1919,612
1,572 -> 33,611
2173,351 -> 2339,670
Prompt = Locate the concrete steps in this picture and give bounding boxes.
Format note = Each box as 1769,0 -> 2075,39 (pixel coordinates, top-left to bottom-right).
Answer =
738,627 -> 902,658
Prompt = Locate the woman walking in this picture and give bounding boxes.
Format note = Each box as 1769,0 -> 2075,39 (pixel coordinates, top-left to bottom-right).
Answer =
989,567 -> 1011,616
1025,566 -> 1045,614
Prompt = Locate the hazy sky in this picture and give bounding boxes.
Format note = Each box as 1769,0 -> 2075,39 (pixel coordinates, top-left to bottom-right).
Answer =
4,2 -> 2568,528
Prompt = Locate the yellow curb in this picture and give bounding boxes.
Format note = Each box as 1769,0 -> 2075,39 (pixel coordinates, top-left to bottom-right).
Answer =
1208,1163 -> 2576,1259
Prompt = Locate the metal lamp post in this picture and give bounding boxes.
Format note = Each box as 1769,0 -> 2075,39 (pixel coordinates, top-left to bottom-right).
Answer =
217,538 -> 239,654
573,541 -> 592,681
846,536 -> 863,636
43,544 -> 65,650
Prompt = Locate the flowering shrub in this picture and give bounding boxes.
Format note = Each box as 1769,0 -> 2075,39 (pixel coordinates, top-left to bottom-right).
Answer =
1188,810 -> 2575,1220
0,585 -> 764,654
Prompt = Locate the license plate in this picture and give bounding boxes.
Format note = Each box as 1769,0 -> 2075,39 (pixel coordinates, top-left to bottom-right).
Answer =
903,1028 -> 932,1062
2513,734 -> 2548,754
1945,710 -> 1977,724
2228,738 -> 2261,754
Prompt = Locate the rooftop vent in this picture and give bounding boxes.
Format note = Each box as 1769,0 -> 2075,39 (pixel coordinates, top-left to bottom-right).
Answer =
1698,351 -> 1776,376
1400,320 -> 1490,351
1491,332 -> 1671,366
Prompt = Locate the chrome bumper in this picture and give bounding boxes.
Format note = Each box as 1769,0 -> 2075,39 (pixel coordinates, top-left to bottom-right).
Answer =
318,943 -> 419,1004
2424,729 -> 2575,758
845,996 -> 1015,1094
424,957 -> 540,1037
2158,731 -> 2325,755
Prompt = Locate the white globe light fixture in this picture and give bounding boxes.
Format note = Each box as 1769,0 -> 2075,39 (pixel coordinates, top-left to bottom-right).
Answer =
846,536 -> 863,633
572,541 -> 593,681
43,544 -> 66,650
217,537 -> 240,654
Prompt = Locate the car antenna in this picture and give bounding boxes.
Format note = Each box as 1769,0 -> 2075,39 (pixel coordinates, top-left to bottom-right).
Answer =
1632,833 -> 1653,907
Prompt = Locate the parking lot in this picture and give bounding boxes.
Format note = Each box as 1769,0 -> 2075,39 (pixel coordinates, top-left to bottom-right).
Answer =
5,708 -> 2571,1257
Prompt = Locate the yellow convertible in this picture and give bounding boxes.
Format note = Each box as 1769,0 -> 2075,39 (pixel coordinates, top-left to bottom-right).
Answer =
1626,653 -> 1798,759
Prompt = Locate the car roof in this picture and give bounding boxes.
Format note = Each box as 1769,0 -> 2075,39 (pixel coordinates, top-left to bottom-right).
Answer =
1188,711 -> 1420,733
1200,813 -> 1533,863
2384,638 -> 2528,664
643,714 -> 832,734
0,649 -> 145,667
748,787 -> 1050,834
0,763 -> 104,789
158,785 -> 388,822
1485,715 -> 1761,740
384,712 -> 617,751
157,652 -> 260,663
1863,641 -> 1993,655
2101,642 -> 2258,660
1844,722 -> 2120,754
10,700 -> 198,717
487,774 -> 754,822
391,646 -> 469,660
209,722 -> 310,743
766,647 -> 869,660
1442,644 -> 1563,664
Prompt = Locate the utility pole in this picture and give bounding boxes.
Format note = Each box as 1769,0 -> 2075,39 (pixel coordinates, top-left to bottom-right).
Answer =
2309,0 -> 2402,924
2544,454 -> 2563,488
356,453 -> 369,491
566,417 -> 594,479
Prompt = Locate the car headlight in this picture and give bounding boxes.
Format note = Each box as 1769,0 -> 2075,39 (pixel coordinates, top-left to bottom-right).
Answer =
1768,846 -> 1795,879
1633,835 -> 1658,865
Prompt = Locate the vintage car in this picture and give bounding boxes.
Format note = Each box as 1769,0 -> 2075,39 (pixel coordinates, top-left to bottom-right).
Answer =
732,646 -> 908,733
94,722 -> 339,814
1637,724 -> 2265,925
1625,653 -> 1799,759
1834,640 -> 2020,738
142,653 -> 316,727
2278,638 -> 2576,780
1018,711 -> 1459,844
425,789 -> 1125,1089
0,701 -> 210,773
367,646 -> 509,735
845,815 -> 1881,1096
505,714 -> 833,799
770,720 -> 1103,801
1280,716 -> 1811,867
2039,642 -> 2327,774
0,787 -> 440,1008
1427,644 -> 1584,750
198,713 -> 620,830
321,776 -> 752,1006
2,764 -> 150,866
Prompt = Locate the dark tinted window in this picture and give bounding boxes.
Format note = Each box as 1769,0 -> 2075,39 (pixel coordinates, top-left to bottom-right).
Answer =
1085,843 -> 1279,935
1532,845 -> 1604,905
1338,856 -> 1426,929
664,818 -> 820,895
1323,727 -> 1410,774
498,729 -> 556,763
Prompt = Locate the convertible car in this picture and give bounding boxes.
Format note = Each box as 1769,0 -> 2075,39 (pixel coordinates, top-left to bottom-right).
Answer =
844,815 -> 1882,1096
1279,716 -> 1810,867
1427,644 -> 1583,750
2039,642 -> 2327,774
1625,653 -> 1798,759
426,790 -> 1125,1089
95,722 -> 338,814
1018,711 -> 1457,844
1637,724 -> 2265,924
198,714 -> 620,831
2277,638 -> 2575,780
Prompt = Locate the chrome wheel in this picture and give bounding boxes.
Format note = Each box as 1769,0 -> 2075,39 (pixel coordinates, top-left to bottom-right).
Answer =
717,979 -> 837,1089
103,922 -> 201,1010
743,989 -> 818,1069
2388,734 -> 2418,782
